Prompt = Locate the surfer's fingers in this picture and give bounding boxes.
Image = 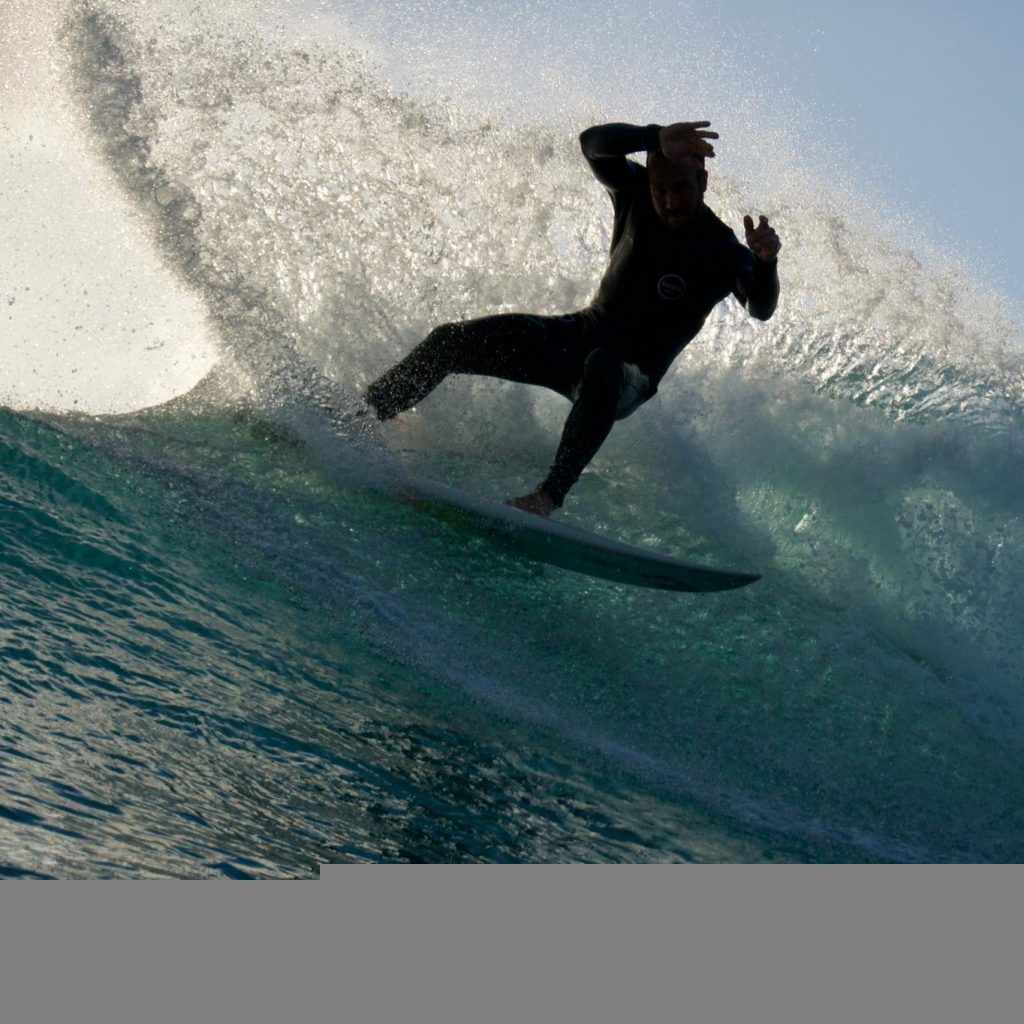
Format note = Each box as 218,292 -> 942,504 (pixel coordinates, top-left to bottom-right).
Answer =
662,135 -> 716,161
745,215 -> 775,237
666,121 -> 718,138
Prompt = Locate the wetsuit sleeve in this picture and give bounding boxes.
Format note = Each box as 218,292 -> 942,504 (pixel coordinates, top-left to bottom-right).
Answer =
579,123 -> 663,192
732,249 -> 779,321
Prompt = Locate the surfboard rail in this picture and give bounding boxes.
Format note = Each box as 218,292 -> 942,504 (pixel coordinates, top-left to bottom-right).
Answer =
396,477 -> 761,593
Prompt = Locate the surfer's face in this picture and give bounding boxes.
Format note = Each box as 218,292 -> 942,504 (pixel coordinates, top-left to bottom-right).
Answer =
649,163 -> 707,230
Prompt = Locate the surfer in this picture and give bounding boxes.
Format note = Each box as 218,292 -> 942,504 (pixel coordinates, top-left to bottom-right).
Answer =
365,121 -> 781,517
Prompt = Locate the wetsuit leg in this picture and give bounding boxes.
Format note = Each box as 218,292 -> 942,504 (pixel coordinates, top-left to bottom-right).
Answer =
366,313 -> 587,420
540,346 -> 630,507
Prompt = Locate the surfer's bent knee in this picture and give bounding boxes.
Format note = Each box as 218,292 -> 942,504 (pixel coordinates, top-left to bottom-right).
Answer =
583,346 -> 624,380
564,348 -> 652,419
426,322 -> 461,351
423,321 -> 467,370
573,347 -> 628,405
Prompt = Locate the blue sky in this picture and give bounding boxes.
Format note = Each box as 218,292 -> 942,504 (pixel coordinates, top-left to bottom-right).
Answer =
702,0 -> 1023,307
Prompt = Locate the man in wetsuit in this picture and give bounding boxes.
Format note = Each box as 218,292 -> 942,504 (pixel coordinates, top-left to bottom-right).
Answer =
365,120 -> 781,517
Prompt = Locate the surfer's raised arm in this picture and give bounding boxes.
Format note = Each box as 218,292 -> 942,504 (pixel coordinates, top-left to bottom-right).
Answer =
732,214 -> 781,321
579,121 -> 717,191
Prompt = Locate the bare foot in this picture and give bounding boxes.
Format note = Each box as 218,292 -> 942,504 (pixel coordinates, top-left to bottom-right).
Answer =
504,488 -> 557,518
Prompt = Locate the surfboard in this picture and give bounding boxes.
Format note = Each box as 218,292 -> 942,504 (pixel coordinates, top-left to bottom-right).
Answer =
396,476 -> 760,593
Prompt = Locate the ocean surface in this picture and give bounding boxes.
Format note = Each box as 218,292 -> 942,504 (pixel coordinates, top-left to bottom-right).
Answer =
3,0 -> 1024,873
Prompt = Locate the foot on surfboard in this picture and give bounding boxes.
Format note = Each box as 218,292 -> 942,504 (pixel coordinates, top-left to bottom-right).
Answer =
504,487 -> 557,519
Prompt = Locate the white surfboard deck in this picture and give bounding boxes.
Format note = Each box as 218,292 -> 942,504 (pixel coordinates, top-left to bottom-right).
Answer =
396,476 -> 761,593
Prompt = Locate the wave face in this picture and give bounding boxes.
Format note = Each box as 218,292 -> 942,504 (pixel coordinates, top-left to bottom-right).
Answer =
2,0 -> 1024,871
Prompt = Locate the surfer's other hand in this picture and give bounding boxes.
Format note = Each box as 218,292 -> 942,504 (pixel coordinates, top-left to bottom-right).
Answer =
658,121 -> 718,164
743,214 -> 781,261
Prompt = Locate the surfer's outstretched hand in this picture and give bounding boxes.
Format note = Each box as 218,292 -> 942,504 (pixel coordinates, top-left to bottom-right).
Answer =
658,121 -> 718,164
743,214 -> 781,262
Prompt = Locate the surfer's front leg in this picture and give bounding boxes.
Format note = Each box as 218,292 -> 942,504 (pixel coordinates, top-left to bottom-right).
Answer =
366,322 -> 463,420
367,313 -> 581,420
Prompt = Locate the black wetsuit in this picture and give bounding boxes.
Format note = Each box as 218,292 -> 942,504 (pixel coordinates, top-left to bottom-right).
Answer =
366,122 -> 779,506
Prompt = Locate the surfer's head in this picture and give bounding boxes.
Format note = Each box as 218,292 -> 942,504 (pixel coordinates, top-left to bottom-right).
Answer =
646,150 -> 707,230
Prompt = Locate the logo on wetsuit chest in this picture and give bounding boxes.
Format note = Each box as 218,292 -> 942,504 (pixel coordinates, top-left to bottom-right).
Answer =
657,274 -> 688,300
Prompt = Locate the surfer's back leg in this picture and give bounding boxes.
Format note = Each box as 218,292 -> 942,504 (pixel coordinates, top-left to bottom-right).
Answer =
366,313 -> 587,420
539,346 -> 634,508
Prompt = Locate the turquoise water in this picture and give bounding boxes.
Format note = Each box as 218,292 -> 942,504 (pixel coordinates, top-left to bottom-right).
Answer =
3,1 -> 1024,870
4,383 -> 1022,870
0,402 -> 866,871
